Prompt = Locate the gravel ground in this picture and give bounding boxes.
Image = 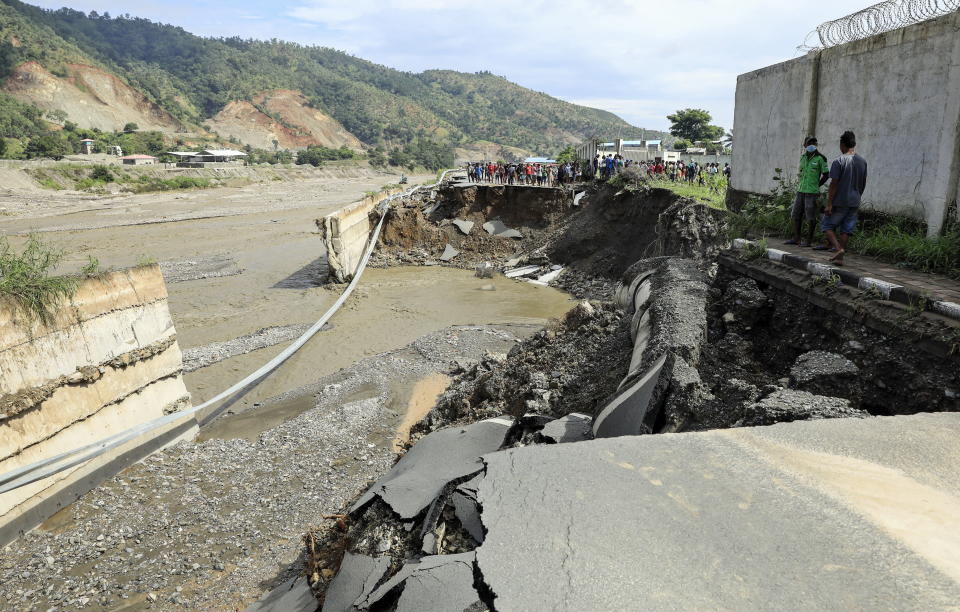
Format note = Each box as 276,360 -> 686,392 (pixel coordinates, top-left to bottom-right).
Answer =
160,256 -> 243,284
180,324 -> 315,372
423,299 -> 630,431
0,325 -> 527,612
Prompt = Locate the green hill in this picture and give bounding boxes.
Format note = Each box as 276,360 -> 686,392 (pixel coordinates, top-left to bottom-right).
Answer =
0,0 -> 662,158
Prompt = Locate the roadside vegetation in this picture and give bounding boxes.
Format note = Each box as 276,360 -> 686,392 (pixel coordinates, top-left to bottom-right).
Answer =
606,167 -> 727,210
25,164 -> 214,194
650,178 -> 727,210
728,170 -> 960,278
0,234 -> 93,323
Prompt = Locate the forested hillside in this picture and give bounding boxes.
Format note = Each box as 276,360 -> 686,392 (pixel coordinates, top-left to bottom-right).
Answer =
0,0 -> 662,158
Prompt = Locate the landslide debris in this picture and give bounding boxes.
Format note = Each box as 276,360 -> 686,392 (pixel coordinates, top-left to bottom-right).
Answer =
370,182 -> 728,302
419,301 -> 632,432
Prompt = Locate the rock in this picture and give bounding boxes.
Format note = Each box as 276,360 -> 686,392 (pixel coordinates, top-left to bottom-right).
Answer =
740,388 -> 867,426
722,277 -> 769,328
716,332 -> 753,363
474,262 -> 494,278
479,284 -> 496,291
790,351 -> 862,405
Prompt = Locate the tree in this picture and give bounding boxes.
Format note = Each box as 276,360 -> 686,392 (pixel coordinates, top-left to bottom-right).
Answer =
555,145 -> 577,164
672,138 -> 693,151
45,109 -> 68,124
25,132 -> 70,159
667,109 -> 724,143
0,138 -> 6,158
122,122 -> 139,133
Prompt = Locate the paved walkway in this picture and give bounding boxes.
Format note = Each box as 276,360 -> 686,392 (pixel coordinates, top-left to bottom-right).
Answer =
772,239 -> 960,304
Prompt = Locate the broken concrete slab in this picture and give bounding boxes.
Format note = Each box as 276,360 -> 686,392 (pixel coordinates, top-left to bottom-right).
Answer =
790,350 -> 862,403
534,268 -> 563,284
351,418 -> 511,519
481,219 -> 523,238
504,265 -> 540,279
321,553 -> 390,612
360,552 -> 480,612
476,413 -> 960,611
451,475 -> 485,543
593,354 -> 667,438
245,576 -> 316,612
482,220 -> 508,235
740,388 -> 867,426
539,413 -> 592,443
452,219 -> 474,235
439,244 -> 460,262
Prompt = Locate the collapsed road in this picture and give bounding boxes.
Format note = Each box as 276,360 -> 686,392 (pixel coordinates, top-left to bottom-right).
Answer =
281,179 -> 960,611
3,177 -> 958,611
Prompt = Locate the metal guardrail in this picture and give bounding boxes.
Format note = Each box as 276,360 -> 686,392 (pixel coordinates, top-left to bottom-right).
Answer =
0,170 -> 458,496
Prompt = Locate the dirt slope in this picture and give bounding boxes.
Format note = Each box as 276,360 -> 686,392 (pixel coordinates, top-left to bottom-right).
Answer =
209,90 -> 363,150
2,62 -> 182,132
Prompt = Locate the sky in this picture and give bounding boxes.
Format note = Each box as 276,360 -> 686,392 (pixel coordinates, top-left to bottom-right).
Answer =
32,0 -> 874,132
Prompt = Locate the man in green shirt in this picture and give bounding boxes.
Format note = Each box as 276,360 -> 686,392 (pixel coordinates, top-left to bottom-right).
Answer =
786,137 -> 830,247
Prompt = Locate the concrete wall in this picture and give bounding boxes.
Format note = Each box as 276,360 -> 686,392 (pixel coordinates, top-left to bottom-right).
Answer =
732,54 -> 818,199
0,265 -> 195,545
732,12 -> 960,234
317,187 -> 406,283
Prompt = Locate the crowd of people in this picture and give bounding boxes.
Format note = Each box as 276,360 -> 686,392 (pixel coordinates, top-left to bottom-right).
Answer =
596,153 -> 730,187
464,155 -> 731,190
464,161 -> 586,186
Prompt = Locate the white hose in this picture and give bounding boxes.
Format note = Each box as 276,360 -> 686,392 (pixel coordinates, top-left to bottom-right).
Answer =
0,171 -> 456,496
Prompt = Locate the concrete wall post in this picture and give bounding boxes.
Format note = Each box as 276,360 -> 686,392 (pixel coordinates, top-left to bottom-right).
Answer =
804,51 -> 821,140
927,19 -> 960,236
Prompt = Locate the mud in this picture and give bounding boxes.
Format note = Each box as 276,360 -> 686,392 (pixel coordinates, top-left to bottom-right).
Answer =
392,373 -> 452,452
184,266 -> 573,423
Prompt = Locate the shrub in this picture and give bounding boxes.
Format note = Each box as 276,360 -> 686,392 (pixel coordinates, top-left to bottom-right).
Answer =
89,165 -> 114,182
0,234 -> 79,322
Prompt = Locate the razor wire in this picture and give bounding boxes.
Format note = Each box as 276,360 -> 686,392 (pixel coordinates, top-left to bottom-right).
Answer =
810,0 -> 960,48
0,170 -> 457,496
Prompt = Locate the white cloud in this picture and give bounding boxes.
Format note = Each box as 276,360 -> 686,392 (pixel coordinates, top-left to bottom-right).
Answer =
31,0 -> 874,131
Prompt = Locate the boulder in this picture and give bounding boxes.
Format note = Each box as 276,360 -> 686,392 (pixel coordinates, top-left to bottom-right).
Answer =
790,350 -> 862,405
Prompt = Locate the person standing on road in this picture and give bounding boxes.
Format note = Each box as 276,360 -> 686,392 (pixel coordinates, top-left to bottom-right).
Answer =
786,137 -> 830,247
823,131 -> 867,266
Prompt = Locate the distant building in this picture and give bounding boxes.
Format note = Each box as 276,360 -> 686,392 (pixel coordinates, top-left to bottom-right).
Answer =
167,149 -> 247,167
79,139 -> 96,154
107,145 -> 123,156
120,154 -> 157,166
524,157 -> 557,164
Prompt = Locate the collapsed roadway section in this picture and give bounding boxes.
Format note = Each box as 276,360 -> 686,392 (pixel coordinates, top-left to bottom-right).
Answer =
250,179 -> 960,612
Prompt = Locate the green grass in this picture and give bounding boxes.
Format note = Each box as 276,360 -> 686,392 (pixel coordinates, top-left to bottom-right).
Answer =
0,234 -> 80,323
849,222 -> 960,277
128,176 -> 213,193
649,178 -> 728,210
